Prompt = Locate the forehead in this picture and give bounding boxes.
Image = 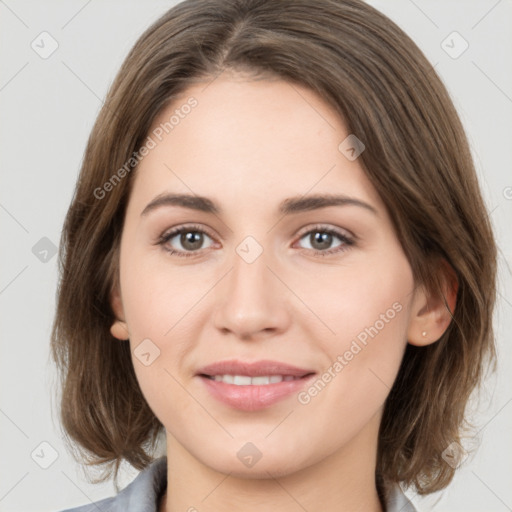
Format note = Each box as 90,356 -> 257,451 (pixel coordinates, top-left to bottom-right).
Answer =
130,75 -> 384,216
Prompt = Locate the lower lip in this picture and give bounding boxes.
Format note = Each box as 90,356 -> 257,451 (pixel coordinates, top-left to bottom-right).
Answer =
198,375 -> 315,411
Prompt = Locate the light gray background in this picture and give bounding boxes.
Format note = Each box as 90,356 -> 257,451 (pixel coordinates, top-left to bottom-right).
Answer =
1,1 -> 511,511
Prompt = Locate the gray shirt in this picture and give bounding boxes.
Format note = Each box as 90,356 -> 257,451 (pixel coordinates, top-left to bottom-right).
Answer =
59,456 -> 418,512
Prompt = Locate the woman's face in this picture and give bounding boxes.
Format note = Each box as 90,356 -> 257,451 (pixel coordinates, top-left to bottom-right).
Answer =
113,72 -> 420,477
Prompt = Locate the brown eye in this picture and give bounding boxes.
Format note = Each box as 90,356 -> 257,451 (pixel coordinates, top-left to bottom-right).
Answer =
296,226 -> 354,256
308,231 -> 335,251
178,231 -> 204,251
159,225 -> 214,257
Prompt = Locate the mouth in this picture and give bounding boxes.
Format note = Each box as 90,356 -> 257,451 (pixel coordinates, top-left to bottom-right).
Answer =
196,359 -> 316,411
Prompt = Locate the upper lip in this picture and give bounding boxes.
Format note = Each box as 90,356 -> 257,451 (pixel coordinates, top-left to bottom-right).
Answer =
197,359 -> 315,378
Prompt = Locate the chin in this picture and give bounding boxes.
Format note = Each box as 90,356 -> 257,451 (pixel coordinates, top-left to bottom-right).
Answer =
197,439 -> 314,479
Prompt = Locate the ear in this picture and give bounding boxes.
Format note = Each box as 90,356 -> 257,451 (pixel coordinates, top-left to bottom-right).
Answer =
110,282 -> 130,341
407,259 -> 458,346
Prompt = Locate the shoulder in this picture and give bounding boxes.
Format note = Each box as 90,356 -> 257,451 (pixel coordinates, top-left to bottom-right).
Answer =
57,456 -> 167,512
385,484 -> 419,512
58,495 -> 115,512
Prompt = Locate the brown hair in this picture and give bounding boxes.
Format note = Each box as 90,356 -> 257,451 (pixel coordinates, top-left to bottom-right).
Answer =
51,0 -> 497,497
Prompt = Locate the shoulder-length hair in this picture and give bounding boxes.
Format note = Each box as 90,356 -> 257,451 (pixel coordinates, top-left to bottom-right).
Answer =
51,0 -> 497,496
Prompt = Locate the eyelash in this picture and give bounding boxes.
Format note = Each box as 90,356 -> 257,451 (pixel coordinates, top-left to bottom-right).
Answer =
156,223 -> 355,258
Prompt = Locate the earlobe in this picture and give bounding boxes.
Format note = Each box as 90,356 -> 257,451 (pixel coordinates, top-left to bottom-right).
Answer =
407,259 -> 458,347
110,320 -> 130,340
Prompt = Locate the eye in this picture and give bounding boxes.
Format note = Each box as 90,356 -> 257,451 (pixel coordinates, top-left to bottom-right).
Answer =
157,224 -> 214,258
294,225 -> 355,256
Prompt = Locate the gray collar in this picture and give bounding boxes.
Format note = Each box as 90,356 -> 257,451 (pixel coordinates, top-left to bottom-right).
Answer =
61,456 -> 418,512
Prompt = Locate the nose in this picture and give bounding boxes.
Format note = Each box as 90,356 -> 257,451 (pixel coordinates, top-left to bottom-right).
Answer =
212,243 -> 291,340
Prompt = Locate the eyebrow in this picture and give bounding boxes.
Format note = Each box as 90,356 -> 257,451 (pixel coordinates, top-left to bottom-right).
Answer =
141,192 -> 378,217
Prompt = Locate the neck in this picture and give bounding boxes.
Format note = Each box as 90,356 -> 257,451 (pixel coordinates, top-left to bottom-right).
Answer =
160,414 -> 384,512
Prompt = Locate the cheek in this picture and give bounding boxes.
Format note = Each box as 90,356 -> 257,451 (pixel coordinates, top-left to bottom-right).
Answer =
120,244 -> 202,338
298,246 -> 413,414
119,248 -> 215,414
299,244 -> 413,352
303,245 -> 414,404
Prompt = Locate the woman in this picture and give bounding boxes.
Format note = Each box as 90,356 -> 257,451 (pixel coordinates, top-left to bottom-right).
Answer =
51,0 -> 497,511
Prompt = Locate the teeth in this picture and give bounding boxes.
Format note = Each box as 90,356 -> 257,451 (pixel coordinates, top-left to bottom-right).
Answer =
210,374 -> 300,385
233,375 -> 252,385
251,376 -> 270,385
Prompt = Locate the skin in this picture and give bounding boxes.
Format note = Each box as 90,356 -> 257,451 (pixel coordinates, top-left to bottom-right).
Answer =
110,71 -> 455,512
